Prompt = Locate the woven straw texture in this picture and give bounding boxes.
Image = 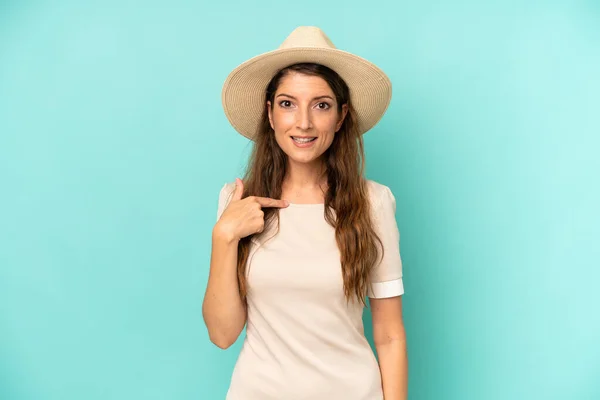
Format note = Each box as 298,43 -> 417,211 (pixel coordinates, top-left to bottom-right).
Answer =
221,27 -> 392,140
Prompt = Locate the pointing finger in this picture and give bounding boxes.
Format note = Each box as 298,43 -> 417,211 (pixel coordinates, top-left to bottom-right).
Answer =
254,197 -> 290,208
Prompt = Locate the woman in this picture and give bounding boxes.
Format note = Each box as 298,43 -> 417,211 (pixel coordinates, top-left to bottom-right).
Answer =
203,26 -> 407,400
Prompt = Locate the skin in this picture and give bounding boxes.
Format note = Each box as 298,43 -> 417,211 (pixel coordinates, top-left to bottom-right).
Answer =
267,72 -> 408,399
371,296 -> 408,400
267,72 -> 347,203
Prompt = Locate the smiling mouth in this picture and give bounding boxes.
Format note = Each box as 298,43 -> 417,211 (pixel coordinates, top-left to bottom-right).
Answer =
291,137 -> 317,143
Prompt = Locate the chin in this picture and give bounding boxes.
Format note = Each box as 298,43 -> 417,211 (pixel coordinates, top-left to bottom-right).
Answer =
286,153 -> 320,164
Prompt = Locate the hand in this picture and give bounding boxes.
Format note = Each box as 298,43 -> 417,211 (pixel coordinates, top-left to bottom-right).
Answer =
215,178 -> 289,242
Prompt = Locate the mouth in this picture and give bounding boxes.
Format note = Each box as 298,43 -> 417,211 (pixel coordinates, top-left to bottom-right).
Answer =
291,136 -> 318,148
291,136 -> 317,144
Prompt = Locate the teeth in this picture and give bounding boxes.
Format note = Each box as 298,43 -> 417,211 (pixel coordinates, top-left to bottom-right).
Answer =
293,137 -> 316,143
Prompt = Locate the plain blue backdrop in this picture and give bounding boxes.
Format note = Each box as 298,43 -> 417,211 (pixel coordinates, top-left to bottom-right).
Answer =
1,0 -> 599,399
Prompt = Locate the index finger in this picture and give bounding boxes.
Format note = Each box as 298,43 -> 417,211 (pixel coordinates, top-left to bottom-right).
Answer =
254,197 -> 289,208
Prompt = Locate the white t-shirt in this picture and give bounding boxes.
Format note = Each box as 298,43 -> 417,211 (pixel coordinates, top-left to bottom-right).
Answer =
215,179 -> 404,400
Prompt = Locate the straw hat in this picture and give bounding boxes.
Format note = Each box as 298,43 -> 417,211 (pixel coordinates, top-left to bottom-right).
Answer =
221,26 -> 392,141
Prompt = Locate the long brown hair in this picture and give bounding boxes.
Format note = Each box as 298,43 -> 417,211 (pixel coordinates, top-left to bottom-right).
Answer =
236,63 -> 384,307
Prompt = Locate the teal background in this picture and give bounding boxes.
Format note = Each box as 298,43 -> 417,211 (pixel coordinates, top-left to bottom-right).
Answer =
1,0 -> 599,399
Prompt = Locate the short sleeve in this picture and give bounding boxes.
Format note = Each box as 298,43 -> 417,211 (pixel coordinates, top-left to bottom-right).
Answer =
368,185 -> 404,298
216,182 -> 236,222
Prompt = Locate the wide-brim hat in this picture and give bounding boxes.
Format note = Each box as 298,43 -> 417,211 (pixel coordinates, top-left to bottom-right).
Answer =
221,26 -> 392,141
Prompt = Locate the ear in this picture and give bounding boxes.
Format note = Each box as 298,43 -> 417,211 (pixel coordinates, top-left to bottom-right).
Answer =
335,104 -> 349,132
267,101 -> 274,130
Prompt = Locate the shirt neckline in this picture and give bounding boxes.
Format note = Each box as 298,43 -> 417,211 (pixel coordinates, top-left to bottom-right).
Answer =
286,202 -> 325,208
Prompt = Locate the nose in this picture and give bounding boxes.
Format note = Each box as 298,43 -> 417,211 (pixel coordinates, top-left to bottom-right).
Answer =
296,108 -> 313,131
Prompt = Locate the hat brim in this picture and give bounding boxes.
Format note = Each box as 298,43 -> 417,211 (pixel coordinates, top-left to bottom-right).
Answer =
221,47 -> 392,140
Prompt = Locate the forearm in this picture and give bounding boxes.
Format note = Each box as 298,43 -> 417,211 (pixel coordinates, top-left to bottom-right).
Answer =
202,227 -> 247,349
375,337 -> 408,400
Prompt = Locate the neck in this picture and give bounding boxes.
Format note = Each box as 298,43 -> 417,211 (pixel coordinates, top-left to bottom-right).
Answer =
283,159 -> 327,190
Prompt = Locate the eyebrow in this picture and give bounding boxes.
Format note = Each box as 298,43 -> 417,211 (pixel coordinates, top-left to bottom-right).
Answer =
276,93 -> 334,101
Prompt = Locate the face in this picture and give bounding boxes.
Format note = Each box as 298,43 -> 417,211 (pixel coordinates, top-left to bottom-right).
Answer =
267,72 -> 348,166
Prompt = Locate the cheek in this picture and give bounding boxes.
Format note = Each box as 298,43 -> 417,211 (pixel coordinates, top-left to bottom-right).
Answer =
321,133 -> 336,148
316,115 -> 340,134
272,110 -> 295,131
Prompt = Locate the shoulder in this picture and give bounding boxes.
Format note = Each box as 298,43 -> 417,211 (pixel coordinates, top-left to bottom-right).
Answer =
216,181 -> 238,220
220,181 -> 237,196
218,181 -> 237,207
365,178 -> 389,196
365,179 -> 395,208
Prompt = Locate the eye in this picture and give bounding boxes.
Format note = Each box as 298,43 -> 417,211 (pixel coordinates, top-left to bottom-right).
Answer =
278,100 -> 292,108
316,102 -> 331,110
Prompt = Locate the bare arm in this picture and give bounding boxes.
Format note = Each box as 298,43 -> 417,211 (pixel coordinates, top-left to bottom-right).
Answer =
371,295 -> 408,400
201,178 -> 289,349
202,225 -> 247,349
